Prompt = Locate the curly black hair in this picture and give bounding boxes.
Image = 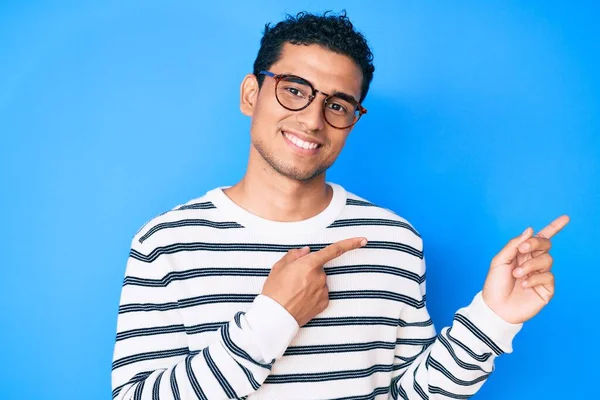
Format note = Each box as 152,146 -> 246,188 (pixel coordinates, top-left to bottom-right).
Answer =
253,11 -> 375,102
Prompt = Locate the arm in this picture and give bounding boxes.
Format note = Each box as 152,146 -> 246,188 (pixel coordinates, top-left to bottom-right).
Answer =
111,239 -> 299,400
389,257 -> 522,399
390,214 -> 570,399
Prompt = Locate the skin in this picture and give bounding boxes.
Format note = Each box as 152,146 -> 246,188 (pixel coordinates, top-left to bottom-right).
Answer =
226,42 -> 362,222
483,215 -> 570,324
225,41 -> 569,326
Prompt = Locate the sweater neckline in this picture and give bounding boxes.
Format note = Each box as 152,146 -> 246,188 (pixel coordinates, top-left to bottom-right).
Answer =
206,183 -> 347,232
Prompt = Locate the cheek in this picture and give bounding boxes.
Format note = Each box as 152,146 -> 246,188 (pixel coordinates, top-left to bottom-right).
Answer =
252,94 -> 289,129
326,131 -> 350,153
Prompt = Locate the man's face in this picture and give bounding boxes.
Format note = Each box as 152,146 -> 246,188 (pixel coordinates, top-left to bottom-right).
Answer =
241,43 -> 364,182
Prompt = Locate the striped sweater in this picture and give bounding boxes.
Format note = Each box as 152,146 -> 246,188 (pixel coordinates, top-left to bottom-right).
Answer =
112,183 -> 522,399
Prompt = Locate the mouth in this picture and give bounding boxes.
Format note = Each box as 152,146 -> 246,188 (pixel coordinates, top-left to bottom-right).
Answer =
282,131 -> 323,154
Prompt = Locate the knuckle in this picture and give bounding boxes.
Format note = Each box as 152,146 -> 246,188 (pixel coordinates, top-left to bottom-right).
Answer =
302,275 -> 312,287
278,254 -> 291,265
270,261 -> 282,271
335,244 -> 343,258
316,304 -> 325,315
540,253 -> 552,267
319,273 -> 327,286
310,268 -> 323,279
282,251 -> 293,260
534,253 -> 551,267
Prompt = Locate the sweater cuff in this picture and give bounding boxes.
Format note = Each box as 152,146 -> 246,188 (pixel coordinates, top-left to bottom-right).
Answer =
461,291 -> 523,354
244,295 -> 299,363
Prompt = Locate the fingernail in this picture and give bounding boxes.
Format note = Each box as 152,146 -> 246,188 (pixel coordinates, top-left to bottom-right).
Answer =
515,268 -> 524,277
522,280 -> 528,287
521,228 -> 529,236
519,243 -> 530,252
360,239 -> 368,246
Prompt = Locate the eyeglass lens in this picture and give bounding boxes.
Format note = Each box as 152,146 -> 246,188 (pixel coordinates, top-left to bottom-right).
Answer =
275,76 -> 360,128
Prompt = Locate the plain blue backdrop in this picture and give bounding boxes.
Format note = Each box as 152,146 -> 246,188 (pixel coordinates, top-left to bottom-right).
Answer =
1,1 -> 598,399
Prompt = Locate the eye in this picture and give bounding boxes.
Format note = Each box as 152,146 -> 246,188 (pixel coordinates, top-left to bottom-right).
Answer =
326,101 -> 348,114
287,87 -> 303,97
280,84 -> 309,99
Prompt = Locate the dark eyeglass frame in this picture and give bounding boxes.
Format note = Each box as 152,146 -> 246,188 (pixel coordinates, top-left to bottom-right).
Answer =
258,70 -> 367,129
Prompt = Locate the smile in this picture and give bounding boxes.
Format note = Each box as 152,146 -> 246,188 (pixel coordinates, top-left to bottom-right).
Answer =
283,131 -> 321,150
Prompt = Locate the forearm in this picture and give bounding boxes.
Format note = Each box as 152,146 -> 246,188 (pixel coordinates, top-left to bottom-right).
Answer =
390,292 -> 522,399
113,295 -> 299,399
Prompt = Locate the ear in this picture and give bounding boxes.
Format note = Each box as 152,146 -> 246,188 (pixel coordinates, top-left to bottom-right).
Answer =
240,74 -> 259,116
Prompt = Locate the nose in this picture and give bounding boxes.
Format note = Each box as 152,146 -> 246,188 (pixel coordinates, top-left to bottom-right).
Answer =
295,96 -> 326,132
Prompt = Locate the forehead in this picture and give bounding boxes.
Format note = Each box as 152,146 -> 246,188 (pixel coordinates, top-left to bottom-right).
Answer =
270,43 -> 363,100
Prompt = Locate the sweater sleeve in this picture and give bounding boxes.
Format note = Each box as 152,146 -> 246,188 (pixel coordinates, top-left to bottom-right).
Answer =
111,238 -> 299,400
389,257 -> 522,399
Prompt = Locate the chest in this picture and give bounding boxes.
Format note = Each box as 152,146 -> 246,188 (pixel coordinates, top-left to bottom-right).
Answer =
168,249 -> 419,352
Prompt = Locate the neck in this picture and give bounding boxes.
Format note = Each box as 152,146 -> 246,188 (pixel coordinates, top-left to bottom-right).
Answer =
223,152 -> 332,223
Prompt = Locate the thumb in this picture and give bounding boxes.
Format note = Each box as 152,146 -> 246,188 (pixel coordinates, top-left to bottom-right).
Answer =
491,227 -> 533,267
275,246 -> 311,268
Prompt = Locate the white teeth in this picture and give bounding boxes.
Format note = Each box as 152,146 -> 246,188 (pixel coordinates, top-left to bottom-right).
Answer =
284,132 -> 319,150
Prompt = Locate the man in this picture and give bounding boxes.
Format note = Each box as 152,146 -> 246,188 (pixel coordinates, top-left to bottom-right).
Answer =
112,11 -> 569,399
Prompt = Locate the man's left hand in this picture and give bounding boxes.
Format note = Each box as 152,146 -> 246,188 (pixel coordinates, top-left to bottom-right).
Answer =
482,215 -> 570,324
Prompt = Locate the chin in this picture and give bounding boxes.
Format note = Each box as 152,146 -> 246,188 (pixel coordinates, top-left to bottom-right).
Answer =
254,138 -> 331,181
276,164 -> 328,182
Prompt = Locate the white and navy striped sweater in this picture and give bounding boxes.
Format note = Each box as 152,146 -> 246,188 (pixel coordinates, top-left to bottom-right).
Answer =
112,183 -> 522,399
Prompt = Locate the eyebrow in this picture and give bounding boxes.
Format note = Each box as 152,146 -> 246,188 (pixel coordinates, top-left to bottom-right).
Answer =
281,72 -> 360,104
284,75 -> 309,85
330,91 -> 359,105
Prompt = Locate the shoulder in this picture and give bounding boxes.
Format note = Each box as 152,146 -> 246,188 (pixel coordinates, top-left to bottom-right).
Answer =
340,186 -> 423,252
131,188 -> 239,249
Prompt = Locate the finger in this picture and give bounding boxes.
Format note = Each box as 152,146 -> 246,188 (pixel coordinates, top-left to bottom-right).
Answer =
522,271 -> 554,291
491,227 -> 533,267
518,237 -> 552,254
513,253 -> 553,278
310,237 -> 368,266
536,215 -> 570,239
275,246 -> 311,268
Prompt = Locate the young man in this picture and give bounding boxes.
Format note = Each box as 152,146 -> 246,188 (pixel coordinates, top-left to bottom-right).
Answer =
112,12 -> 568,400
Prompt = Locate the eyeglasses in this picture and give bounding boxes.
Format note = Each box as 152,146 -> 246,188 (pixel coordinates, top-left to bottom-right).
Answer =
258,70 -> 367,129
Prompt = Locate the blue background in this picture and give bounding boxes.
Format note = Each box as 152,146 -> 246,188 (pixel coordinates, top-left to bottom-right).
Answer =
1,1 -> 598,399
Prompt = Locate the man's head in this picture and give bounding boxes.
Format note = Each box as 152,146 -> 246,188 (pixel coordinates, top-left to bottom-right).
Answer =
240,11 -> 375,182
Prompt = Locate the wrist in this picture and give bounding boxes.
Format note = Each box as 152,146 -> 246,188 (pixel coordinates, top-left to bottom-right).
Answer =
244,294 -> 299,362
461,291 -> 523,353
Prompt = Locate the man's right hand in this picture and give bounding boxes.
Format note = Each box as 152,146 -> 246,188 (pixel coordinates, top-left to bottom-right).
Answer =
261,237 -> 368,326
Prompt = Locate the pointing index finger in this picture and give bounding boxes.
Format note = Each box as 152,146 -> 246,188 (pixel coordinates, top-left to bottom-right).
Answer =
536,215 -> 570,239
310,237 -> 367,266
